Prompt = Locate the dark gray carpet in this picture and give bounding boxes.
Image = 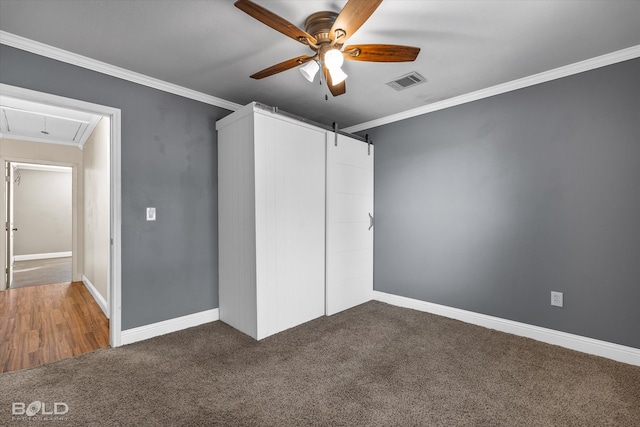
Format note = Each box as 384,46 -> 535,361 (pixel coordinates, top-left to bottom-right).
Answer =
1,301 -> 638,426
11,257 -> 72,288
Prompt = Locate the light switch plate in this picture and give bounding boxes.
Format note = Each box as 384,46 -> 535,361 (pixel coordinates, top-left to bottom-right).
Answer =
146,207 -> 156,221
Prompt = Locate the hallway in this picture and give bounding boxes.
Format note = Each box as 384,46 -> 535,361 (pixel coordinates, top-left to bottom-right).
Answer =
0,281 -> 109,373
11,257 -> 72,289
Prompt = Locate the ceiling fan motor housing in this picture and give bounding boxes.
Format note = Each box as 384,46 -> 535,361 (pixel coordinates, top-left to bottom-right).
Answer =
303,11 -> 346,59
304,11 -> 339,44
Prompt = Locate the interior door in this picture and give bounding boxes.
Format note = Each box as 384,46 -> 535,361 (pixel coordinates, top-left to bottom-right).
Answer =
5,161 -> 15,289
326,133 -> 374,316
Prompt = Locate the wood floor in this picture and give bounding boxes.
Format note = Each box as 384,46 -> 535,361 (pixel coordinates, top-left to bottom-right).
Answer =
12,257 -> 72,288
0,281 -> 109,373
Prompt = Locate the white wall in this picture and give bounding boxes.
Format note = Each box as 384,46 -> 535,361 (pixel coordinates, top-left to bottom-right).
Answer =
83,117 -> 110,300
13,166 -> 72,256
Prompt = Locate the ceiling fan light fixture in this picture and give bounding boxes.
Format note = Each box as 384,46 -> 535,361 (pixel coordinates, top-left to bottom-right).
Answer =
324,48 -> 347,85
236,0 -> 418,97
324,48 -> 344,70
299,60 -> 320,82
328,66 -> 348,85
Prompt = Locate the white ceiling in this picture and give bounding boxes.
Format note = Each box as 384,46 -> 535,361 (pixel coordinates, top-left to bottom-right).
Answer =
0,0 -> 639,128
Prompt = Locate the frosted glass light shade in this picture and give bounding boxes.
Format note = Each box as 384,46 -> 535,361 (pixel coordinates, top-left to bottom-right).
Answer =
300,60 -> 320,82
328,66 -> 348,85
324,49 -> 344,70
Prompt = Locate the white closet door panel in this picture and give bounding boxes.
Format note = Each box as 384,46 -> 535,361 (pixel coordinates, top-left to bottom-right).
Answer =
326,133 -> 374,316
332,192 -> 374,224
333,249 -> 372,282
254,113 -> 326,339
218,115 -> 258,338
333,162 -> 375,196
330,222 -> 372,252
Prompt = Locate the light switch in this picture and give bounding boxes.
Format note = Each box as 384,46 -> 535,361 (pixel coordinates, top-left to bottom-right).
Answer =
146,207 -> 156,221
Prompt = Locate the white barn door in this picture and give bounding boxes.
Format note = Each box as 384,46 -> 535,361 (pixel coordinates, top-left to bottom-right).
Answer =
326,133 -> 374,316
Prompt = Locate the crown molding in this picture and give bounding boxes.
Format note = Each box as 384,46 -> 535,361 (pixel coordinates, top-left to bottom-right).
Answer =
0,31 -> 242,112
4,30 -> 637,134
344,44 -> 640,133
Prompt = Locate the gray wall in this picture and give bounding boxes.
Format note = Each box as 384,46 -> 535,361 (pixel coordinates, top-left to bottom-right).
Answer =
0,45 -> 229,329
366,58 -> 640,349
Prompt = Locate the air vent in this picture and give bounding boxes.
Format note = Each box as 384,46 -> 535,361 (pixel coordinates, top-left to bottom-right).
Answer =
386,72 -> 427,91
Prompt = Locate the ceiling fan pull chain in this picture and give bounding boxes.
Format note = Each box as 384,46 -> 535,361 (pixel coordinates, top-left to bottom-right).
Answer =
333,122 -> 338,146
321,75 -> 328,100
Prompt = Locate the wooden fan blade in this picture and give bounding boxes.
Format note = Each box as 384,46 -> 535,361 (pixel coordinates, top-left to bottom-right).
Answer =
330,0 -> 383,42
343,44 -> 420,62
235,0 -> 317,45
323,65 -> 346,97
250,56 -> 314,79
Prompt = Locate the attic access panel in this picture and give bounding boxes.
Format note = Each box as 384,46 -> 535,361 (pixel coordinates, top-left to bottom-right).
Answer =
1,107 -> 86,142
0,97 -> 102,148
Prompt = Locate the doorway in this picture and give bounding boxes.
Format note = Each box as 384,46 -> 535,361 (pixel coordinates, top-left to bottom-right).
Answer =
6,162 -> 73,289
0,83 -> 122,348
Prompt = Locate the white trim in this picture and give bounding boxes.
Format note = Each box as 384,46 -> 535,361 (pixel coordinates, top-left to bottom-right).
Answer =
14,251 -> 71,262
0,132 -> 81,148
109,103 -> 122,348
344,45 -> 640,133
0,83 -> 123,349
5,30 -> 637,136
120,309 -> 220,346
373,291 -> 640,367
77,114 -> 102,150
13,162 -> 71,173
82,274 -> 108,318
0,31 -> 242,113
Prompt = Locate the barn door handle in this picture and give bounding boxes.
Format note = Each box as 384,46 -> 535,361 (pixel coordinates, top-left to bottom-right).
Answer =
368,213 -> 374,231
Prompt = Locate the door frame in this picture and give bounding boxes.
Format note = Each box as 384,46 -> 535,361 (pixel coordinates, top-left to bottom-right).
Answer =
0,83 -> 122,347
5,160 -> 15,288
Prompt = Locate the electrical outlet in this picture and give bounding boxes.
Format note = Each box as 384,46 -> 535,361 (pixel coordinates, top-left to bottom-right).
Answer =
551,291 -> 563,307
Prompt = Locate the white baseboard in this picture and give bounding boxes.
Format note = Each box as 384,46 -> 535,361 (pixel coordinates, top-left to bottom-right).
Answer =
81,274 -> 108,319
120,308 -> 220,346
14,251 -> 72,262
373,291 -> 640,367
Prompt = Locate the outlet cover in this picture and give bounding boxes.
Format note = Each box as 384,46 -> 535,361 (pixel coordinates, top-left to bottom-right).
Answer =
551,291 -> 563,307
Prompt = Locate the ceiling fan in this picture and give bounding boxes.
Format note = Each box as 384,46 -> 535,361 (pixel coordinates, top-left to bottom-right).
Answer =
235,0 -> 420,96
